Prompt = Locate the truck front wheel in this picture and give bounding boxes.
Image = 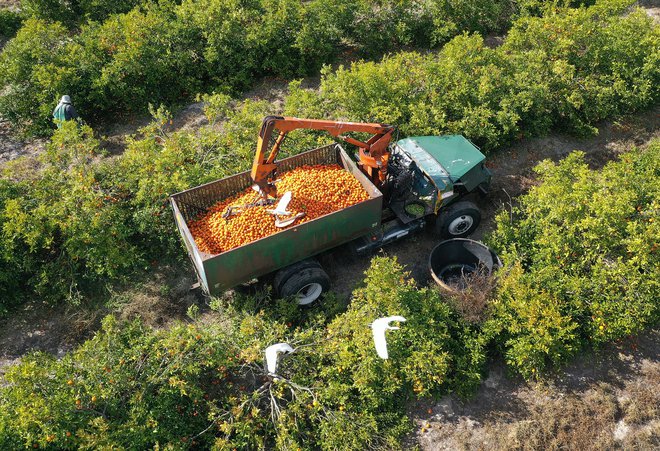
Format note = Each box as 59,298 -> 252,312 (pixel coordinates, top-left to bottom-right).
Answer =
436,201 -> 481,238
275,261 -> 330,305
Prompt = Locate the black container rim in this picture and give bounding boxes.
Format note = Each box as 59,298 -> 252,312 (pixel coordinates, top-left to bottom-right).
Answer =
428,238 -> 502,291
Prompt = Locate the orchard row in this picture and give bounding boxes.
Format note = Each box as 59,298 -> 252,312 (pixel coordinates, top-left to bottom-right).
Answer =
0,0 -> 578,135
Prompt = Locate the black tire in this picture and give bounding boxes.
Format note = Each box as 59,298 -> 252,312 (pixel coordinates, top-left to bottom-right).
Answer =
273,259 -> 322,295
435,201 -> 481,238
277,267 -> 330,306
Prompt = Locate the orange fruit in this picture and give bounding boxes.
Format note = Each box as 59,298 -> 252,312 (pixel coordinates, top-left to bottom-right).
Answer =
190,164 -> 370,254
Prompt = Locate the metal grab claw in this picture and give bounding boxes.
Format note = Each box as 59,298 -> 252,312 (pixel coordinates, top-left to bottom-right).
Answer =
274,212 -> 305,228
221,189 -> 305,228
222,185 -> 274,219
267,191 -> 305,228
222,200 -> 270,219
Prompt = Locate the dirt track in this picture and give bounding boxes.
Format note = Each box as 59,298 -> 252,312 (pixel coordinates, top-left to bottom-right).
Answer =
323,106 -> 660,300
410,329 -> 659,450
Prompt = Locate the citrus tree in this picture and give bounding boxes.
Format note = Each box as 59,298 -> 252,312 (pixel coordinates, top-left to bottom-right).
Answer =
486,141 -> 660,378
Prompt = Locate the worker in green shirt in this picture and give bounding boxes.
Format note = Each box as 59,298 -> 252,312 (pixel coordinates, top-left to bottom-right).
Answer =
53,95 -> 79,128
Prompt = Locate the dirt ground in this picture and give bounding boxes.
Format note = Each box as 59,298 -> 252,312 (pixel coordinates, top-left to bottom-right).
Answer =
0,266 -> 199,383
0,0 -> 19,9
640,0 -> 660,23
409,329 -> 659,450
0,120 -> 45,165
98,75 -> 320,155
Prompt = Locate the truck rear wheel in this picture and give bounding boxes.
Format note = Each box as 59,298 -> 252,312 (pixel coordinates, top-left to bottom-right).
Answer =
436,201 -> 481,238
274,260 -> 330,305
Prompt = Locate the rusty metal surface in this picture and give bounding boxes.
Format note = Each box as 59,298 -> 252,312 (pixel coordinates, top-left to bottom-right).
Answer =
170,144 -> 383,295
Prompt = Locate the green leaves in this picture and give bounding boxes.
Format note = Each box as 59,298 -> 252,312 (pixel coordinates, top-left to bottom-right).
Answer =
0,122 -> 140,305
502,4 -> 659,134
486,141 -> 660,378
0,9 -> 22,38
21,0 -> 143,26
285,1 -> 659,151
0,256 -> 485,449
0,18 -> 69,135
2,0 -> 599,136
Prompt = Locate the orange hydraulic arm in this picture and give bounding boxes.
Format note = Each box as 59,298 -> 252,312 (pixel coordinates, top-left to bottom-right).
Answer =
250,115 -> 395,198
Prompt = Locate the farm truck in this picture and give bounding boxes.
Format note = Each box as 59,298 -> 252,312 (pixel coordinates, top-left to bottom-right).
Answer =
171,116 -> 491,304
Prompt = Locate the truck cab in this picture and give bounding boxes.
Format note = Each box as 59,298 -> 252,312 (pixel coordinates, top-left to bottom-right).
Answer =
389,135 -> 489,224
353,135 -> 491,254
394,135 -> 491,201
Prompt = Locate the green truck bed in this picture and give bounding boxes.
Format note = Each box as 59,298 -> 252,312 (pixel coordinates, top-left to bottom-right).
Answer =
170,144 -> 383,295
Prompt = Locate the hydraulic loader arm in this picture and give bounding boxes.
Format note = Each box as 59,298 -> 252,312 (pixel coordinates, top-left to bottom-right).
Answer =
251,115 -> 395,198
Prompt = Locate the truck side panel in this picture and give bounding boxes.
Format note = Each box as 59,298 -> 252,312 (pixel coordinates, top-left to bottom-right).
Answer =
171,144 -> 383,295
171,198 -> 209,292
203,196 -> 381,293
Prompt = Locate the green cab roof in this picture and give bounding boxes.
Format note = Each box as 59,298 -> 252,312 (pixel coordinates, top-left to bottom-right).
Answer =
396,135 -> 486,181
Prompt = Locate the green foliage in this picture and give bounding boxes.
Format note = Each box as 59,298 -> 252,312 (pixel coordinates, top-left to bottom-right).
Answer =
0,122 -> 141,304
1,0 -> 605,135
0,9 -> 23,38
20,0 -> 77,25
321,257 -> 487,401
0,257 -> 484,449
21,0 -> 143,26
285,0 -> 659,150
485,265 -> 581,379
502,2 -> 659,135
0,18 -> 70,135
72,3 -> 204,118
113,0 -> 347,95
0,315 -> 259,449
514,0 -> 598,16
290,36 -> 522,150
0,179 -> 26,314
486,142 -> 660,378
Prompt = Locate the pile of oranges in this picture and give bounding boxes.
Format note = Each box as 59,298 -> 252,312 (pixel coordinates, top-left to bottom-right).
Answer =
189,164 -> 370,254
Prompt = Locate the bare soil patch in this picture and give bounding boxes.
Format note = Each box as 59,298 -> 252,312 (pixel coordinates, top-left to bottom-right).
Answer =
0,303 -> 93,383
409,329 -> 660,450
640,0 -> 660,24
0,0 -> 19,8
0,265 -> 205,379
0,120 -> 46,165
99,75 -> 320,155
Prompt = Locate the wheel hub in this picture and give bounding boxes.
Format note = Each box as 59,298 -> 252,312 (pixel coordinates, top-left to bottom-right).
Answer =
296,282 -> 323,305
448,215 -> 474,235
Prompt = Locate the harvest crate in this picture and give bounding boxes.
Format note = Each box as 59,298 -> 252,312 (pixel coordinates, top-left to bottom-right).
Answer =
170,144 -> 383,295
